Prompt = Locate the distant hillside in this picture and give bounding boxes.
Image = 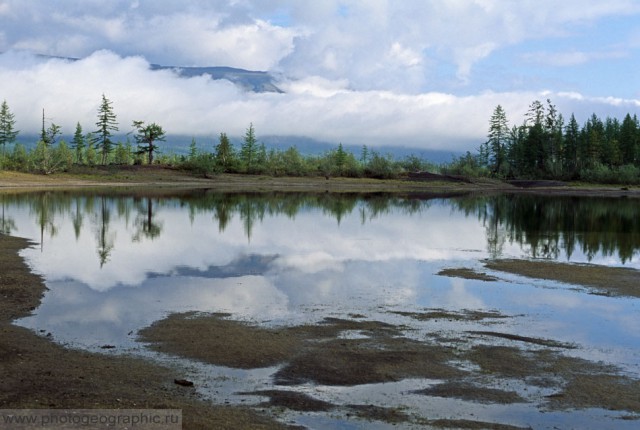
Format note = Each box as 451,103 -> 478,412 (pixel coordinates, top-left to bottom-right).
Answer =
149,64 -> 283,93
167,135 -> 460,164
34,54 -> 283,93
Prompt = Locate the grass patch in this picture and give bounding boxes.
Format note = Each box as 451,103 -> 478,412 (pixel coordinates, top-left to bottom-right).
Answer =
415,381 -> 525,404
485,259 -> 640,298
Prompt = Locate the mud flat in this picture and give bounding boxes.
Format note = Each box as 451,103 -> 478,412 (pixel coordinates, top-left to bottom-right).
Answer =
484,259 -> 640,298
139,310 -> 640,427
0,234 -> 290,430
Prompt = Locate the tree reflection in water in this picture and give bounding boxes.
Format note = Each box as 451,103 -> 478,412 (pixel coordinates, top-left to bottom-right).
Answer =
1,191 -> 638,266
452,194 -> 640,263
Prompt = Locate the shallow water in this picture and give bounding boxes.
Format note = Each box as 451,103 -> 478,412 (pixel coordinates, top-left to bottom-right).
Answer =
2,191 -> 639,429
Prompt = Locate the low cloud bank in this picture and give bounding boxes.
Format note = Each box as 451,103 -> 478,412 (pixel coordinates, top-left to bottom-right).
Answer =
1,51 -> 638,152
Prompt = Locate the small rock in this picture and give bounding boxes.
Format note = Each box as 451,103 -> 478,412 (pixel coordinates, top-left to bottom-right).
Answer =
174,379 -> 194,387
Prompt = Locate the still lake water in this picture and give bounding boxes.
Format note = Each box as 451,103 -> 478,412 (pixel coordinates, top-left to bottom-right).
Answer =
2,190 -> 639,429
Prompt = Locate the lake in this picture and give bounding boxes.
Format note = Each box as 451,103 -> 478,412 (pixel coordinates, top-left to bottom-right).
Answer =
2,190 -> 639,429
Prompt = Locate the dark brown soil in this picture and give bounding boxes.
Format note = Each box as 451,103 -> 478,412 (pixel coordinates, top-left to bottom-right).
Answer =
425,419 -> 533,429
507,180 -> 567,188
345,404 -> 411,423
243,390 -> 334,412
390,309 -> 508,322
438,267 -> 499,282
467,331 -> 577,348
415,382 -> 525,404
274,336 -> 464,386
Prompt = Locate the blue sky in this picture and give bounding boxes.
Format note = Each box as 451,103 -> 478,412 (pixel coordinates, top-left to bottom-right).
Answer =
1,0 -> 639,152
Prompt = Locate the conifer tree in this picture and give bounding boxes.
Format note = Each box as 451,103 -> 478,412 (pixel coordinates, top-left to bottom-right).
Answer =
0,100 -> 19,167
94,94 -> 118,165
486,105 -> 509,175
563,114 -> 580,176
71,122 -> 85,164
215,132 -> 235,170
240,123 -> 258,173
620,113 -> 638,165
132,120 -> 165,165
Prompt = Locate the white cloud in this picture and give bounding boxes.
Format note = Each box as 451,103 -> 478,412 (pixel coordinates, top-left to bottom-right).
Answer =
1,51 -> 639,152
1,0 -> 640,95
1,1 -> 639,151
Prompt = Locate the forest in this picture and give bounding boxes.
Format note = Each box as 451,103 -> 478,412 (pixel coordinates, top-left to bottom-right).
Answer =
0,95 -> 639,183
457,99 -> 640,183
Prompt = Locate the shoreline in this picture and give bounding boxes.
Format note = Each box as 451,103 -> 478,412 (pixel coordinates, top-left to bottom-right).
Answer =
2,168 -> 639,197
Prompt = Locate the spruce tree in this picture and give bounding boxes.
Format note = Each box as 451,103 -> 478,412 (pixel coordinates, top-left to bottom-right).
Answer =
486,105 -> 509,175
563,114 -> 580,176
71,122 -> 85,164
620,113 -> 638,165
240,123 -> 258,173
215,132 -> 234,170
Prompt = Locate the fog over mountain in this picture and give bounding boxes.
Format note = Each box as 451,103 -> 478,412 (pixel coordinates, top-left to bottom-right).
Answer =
1,50 -> 638,159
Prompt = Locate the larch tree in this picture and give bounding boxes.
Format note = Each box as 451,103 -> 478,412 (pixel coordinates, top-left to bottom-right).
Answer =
94,94 -> 118,165
132,120 -> 166,165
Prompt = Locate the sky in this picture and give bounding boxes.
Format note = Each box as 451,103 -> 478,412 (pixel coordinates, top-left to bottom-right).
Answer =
1,0 -> 640,153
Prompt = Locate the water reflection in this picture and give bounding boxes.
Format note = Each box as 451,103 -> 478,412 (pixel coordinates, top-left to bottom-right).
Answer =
3,190 -> 639,429
453,194 -> 640,263
2,191 -> 638,266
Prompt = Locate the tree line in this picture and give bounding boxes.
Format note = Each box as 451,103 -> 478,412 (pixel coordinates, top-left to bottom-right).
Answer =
0,95 -> 166,174
1,96 -> 639,183
0,96 -> 434,178
452,99 -> 640,183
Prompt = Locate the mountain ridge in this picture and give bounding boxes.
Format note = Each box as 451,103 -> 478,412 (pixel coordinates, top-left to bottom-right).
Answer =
29,53 -> 283,93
